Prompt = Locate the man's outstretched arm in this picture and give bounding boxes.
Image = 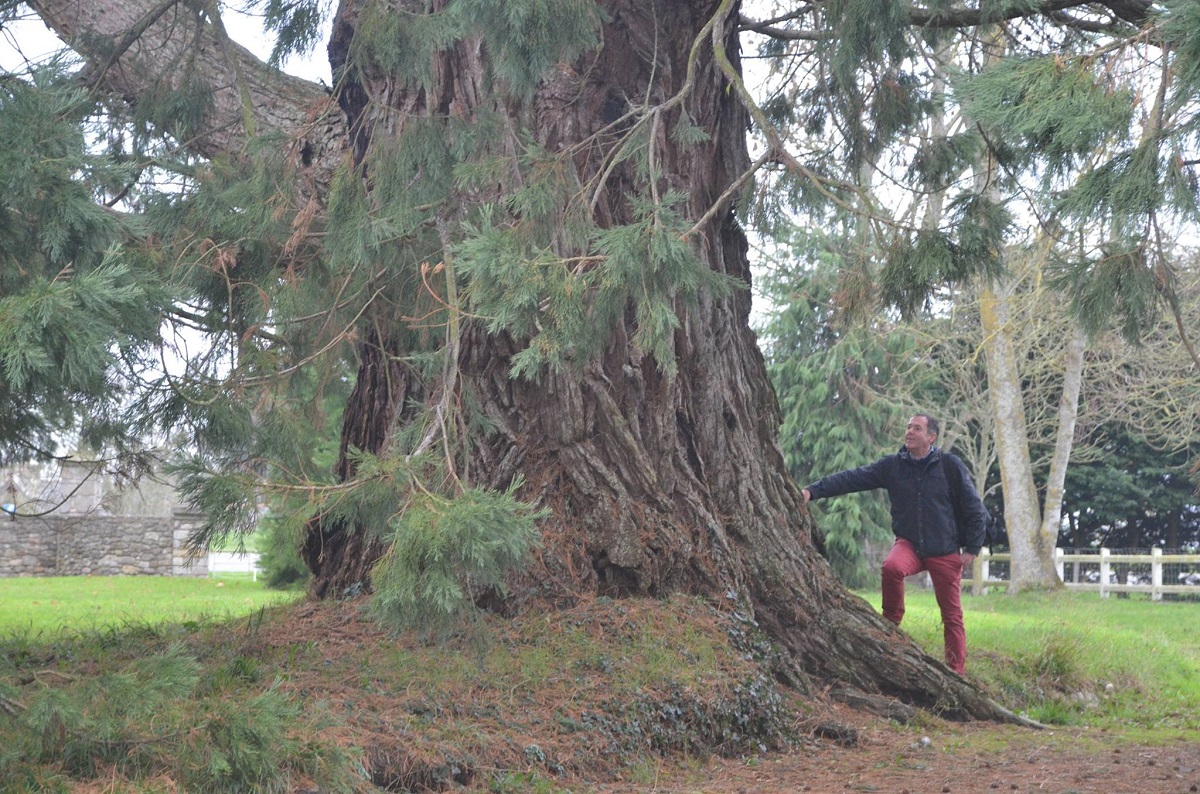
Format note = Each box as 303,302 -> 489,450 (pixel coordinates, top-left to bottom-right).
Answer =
803,459 -> 887,503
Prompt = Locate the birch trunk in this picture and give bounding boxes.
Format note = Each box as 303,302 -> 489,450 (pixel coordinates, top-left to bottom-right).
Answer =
979,277 -> 1063,590
1039,326 -> 1088,551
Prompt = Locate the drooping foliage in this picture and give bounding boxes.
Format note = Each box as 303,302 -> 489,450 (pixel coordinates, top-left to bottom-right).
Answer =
745,0 -> 1194,345
0,59 -> 162,468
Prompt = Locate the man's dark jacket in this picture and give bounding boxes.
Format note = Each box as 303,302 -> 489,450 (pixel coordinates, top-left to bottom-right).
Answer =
804,446 -> 988,557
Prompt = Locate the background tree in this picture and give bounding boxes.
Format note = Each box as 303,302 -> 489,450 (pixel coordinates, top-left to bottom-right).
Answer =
745,0 -> 1200,590
1061,258 -> 1200,550
0,56 -> 161,476
1061,426 -> 1200,551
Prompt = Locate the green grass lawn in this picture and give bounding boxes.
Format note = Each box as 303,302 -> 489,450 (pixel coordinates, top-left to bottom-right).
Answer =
2,581 -> 1198,791
858,587 -> 1200,730
0,574 -> 301,637
3,575 -> 1196,733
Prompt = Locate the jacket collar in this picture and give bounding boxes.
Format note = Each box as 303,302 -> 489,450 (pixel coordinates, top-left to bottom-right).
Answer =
898,444 -> 942,464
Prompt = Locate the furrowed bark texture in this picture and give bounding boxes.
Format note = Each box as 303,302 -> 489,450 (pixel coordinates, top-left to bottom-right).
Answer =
301,327 -> 423,595
32,0 -> 1021,720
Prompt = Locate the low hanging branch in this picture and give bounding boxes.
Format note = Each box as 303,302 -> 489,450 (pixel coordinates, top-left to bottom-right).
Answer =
739,0 -> 1150,40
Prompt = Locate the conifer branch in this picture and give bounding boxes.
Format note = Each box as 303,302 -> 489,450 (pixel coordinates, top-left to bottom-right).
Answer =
648,108 -> 662,208
406,263 -> 485,326
1151,220 -> 1200,371
33,670 -> 78,684
434,219 -> 462,488
238,278 -> 390,387
909,0 -> 1149,28
0,461 -> 104,519
737,13 -> 826,41
685,150 -> 772,240
1164,275 -> 1200,370
29,0 -> 345,181
710,1 -> 895,230
1046,9 -> 1125,32
72,0 -> 183,92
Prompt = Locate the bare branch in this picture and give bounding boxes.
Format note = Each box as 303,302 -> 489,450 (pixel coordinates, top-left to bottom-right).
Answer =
27,0 -> 346,192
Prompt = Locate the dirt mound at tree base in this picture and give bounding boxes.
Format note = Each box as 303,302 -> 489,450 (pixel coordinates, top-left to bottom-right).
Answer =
10,594 -> 1198,792
251,594 -> 807,790
260,595 -> 1198,793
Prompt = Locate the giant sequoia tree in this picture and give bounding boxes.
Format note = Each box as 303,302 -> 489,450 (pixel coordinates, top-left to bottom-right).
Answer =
10,0 -> 1167,717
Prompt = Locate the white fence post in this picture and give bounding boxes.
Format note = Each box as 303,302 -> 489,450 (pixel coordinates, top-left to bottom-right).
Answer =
1152,547 -> 1163,602
973,547 -> 1200,598
207,551 -> 261,580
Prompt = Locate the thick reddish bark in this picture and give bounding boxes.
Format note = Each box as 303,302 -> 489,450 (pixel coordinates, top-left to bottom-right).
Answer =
300,327 -> 424,596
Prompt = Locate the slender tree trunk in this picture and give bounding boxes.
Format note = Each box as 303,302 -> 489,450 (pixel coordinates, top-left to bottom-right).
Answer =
1038,326 -> 1087,554
978,274 -> 1087,591
979,277 -> 1062,590
967,29 -> 1072,591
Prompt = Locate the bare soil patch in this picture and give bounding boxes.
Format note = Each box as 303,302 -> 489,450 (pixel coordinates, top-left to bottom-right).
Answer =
640,720 -> 1200,793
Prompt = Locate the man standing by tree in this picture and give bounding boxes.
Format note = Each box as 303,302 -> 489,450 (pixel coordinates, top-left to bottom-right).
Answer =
802,415 -> 988,674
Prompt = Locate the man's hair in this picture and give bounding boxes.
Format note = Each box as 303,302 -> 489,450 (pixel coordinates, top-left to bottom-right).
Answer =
915,413 -> 939,438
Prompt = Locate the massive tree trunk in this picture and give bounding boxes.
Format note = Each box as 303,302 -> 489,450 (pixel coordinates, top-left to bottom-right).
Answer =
29,0 -> 1020,719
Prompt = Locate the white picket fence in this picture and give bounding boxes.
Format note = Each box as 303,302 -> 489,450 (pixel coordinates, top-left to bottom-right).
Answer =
968,548 -> 1200,599
207,551 -> 262,581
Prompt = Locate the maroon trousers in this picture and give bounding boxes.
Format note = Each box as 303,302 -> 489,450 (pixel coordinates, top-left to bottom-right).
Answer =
881,538 -> 967,674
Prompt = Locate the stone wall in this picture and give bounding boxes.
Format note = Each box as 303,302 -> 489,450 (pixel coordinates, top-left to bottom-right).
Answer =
3,459 -> 179,518
0,510 -> 208,577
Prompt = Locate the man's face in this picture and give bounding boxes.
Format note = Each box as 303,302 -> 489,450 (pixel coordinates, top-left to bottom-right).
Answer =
904,416 -> 936,457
